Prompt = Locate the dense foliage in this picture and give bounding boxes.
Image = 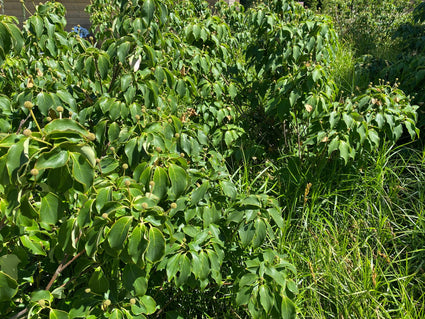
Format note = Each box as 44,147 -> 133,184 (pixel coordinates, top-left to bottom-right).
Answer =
0,0 -> 421,318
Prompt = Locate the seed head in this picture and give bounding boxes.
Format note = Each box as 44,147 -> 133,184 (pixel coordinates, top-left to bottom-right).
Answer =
125,179 -> 131,187
30,168 -> 39,176
130,298 -> 136,305
122,163 -> 129,170
23,129 -> 32,137
142,202 -> 148,209
170,202 -> 177,209
87,133 -> 96,141
56,106 -> 64,112
24,101 -> 33,109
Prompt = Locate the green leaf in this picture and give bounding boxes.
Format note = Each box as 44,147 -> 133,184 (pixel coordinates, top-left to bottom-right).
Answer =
142,0 -> 155,25
176,79 -> 186,98
329,111 -> 339,129
281,295 -> 296,319
259,285 -> 273,313
49,309 -> 69,319
88,267 -> 109,294
85,56 -> 96,81
122,264 -> 148,296
146,227 -> 165,263
35,148 -> 69,170
56,90 -> 77,111
239,223 -> 255,247
252,218 -> 267,248
77,199 -> 94,228
338,140 -> 350,164
236,286 -> 251,306
328,138 -> 339,155
286,279 -> 299,294
191,251 -> 210,281
140,295 -> 157,314
20,235 -> 46,255
31,290 -> 53,302
40,192 -> 61,225
117,41 -> 131,64
70,152 -> 94,190
57,218 -> 75,254
368,129 -> 380,146
375,112 -> 385,129
0,255 -> 20,281
44,119 -> 89,137
36,92 -> 54,116
6,138 -> 27,181
229,83 -> 237,100
109,309 -> 123,319
221,181 -> 237,200
128,224 -> 148,265
268,207 -> 284,228
176,254 -> 191,287
152,167 -> 168,200
191,181 -> 209,205
239,273 -> 258,287
98,54 -> 109,80
108,216 -> 133,250
168,164 -> 188,199
312,68 -> 322,82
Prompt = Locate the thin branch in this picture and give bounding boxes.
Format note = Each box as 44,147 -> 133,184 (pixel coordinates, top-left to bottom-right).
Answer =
0,216 -> 7,231
45,250 -> 85,291
9,249 -> 86,319
108,64 -> 121,94
8,308 -> 28,319
45,254 -> 69,291
16,113 -> 31,134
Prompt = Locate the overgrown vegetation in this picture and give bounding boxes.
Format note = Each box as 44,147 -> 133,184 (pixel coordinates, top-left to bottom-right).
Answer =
0,0 -> 424,318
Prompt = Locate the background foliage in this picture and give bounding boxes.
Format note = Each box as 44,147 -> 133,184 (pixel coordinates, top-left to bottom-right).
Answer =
0,0 -> 423,318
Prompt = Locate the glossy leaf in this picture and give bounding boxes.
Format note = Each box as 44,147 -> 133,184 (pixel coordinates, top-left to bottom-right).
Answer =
108,216 -> 133,250
168,164 -> 188,199
0,271 -> 18,302
146,227 -> 165,263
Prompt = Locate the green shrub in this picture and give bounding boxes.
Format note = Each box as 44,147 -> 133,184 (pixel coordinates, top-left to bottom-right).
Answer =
0,1 -> 420,318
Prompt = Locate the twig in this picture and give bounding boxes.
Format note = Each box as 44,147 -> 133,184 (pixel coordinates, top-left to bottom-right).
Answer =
16,113 -> 31,134
108,64 -> 121,94
8,308 -> 28,319
0,216 -> 6,231
45,250 -> 85,291
8,250 -> 85,319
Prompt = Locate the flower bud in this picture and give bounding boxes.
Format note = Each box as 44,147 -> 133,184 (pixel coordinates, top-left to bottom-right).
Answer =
24,101 -> 33,109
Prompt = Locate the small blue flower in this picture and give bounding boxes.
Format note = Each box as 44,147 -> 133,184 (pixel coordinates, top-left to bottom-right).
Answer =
72,26 -> 90,38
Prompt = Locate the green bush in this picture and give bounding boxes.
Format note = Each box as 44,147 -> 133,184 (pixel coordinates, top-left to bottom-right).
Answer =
0,0 -> 420,318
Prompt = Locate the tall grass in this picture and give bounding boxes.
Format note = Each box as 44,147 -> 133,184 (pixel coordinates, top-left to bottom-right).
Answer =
275,144 -> 425,318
